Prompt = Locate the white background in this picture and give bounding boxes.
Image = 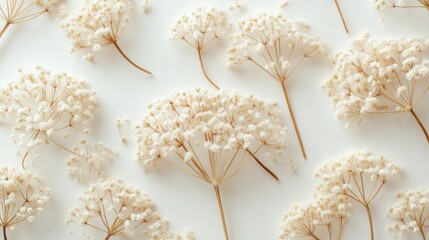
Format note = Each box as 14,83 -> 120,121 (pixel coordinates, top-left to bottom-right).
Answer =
0,0 -> 429,239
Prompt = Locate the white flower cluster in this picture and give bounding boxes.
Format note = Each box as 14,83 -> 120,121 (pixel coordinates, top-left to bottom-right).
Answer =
0,166 -> 51,233
388,188 -> 429,238
67,178 -> 196,240
280,194 -> 350,239
226,12 -> 327,82
135,88 -> 287,182
372,0 -> 429,9
62,0 -> 133,55
323,33 -> 429,126
66,141 -> 116,183
170,7 -> 231,50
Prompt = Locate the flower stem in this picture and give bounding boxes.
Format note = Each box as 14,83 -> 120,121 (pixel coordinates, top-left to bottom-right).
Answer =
333,0 -> 349,33
246,149 -> 279,181
3,226 -> 7,240
280,82 -> 307,159
197,48 -> 220,90
420,228 -> 427,240
112,41 -> 152,75
364,204 -> 374,240
213,185 -> 229,240
410,109 -> 429,144
104,234 -> 112,240
0,22 -> 10,39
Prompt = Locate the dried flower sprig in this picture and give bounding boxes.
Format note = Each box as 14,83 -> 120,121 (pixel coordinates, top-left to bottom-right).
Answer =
136,88 -> 288,240
115,118 -> 131,144
226,12 -> 327,159
388,188 -> 429,239
67,178 -> 196,240
61,0 -> 152,75
315,151 -> 400,240
0,166 -> 51,240
323,33 -> 429,143
0,67 -> 113,182
373,0 -> 429,10
333,0 -> 349,33
280,193 -> 351,240
170,7 -> 231,89
0,0 -> 61,39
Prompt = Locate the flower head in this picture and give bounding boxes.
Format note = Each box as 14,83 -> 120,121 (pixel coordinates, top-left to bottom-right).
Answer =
0,166 -> 51,233
67,178 -> 195,240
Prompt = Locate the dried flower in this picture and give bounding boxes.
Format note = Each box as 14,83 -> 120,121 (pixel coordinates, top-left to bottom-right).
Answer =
323,33 -> 429,143
170,7 -> 231,89
141,0 -> 150,13
315,151 -> 400,240
226,12 -> 326,159
229,1 -> 243,14
373,0 -> 429,10
0,0 -> 61,39
280,193 -> 351,240
0,67 -> 112,181
66,178 -> 195,240
115,118 -> 131,144
61,0 -> 152,75
0,166 -> 51,239
136,88 -> 288,240
388,188 -> 429,239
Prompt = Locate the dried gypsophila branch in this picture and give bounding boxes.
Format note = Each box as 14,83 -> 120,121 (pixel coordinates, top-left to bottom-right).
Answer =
170,7 -> 231,89
0,166 -> 51,240
388,188 -> 429,239
115,118 -> 131,144
226,12 -> 327,159
280,193 -> 351,240
0,0 -> 62,39
315,151 -> 400,240
0,66 -> 114,183
136,88 -> 289,240
333,0 -> 349,33
229,1 -> 243,14
373,0 -> 429,10
66,178 -> 196,240
61,0 -> 152,75
323,33 -> 429,143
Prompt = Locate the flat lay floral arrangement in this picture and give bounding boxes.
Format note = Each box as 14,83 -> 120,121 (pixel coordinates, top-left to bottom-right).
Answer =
0,0 -> 428,240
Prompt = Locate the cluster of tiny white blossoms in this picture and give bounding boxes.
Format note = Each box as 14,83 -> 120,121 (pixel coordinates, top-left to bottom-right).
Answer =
135,88 -> 288,181
372,0 -> 429,10
0,166 -> 51,237
226,12 -> 327,82
0,67 -> 113,181
388,188 -> 429,239
66,178 -> 196,240
315,151 -> 400,239
61,0 -> 133,59
170,7 -> 231,89
323,33 -> 429,126
280,193 -> 350,240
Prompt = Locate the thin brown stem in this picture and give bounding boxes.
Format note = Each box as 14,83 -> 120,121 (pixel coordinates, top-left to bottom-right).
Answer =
333,0 -> 349,34
309,232 -> 321,240
213,184 -> 229,240
280,82 -> 306,159
420,228 -> 427,240
197,48 -> 220,90
112,41 -> 152,75
2,226 -> 7,240
0,22 -> 10,38
364,204 -> 374,240
410,109 -> 429,144
246,149 -> 278,181
104,233 -> 112,240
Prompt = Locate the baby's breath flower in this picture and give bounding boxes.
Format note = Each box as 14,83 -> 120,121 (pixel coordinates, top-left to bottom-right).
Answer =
0,67 -> 113,182
0,0 -> 61,39
226,12 -> 326,159
136,88 -> 288,240
0,166 -> 51,239
170,7 -> 231,89
315,151 -> 400,240
388,188 -> 429,239
61,0 -> 152,74
323,33 -> 429,143
372,0 -> 429,10
67,178 -> 195,240
115,118 -> 131,144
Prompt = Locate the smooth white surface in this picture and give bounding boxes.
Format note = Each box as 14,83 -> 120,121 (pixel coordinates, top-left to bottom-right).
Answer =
0,0 -> 429,239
